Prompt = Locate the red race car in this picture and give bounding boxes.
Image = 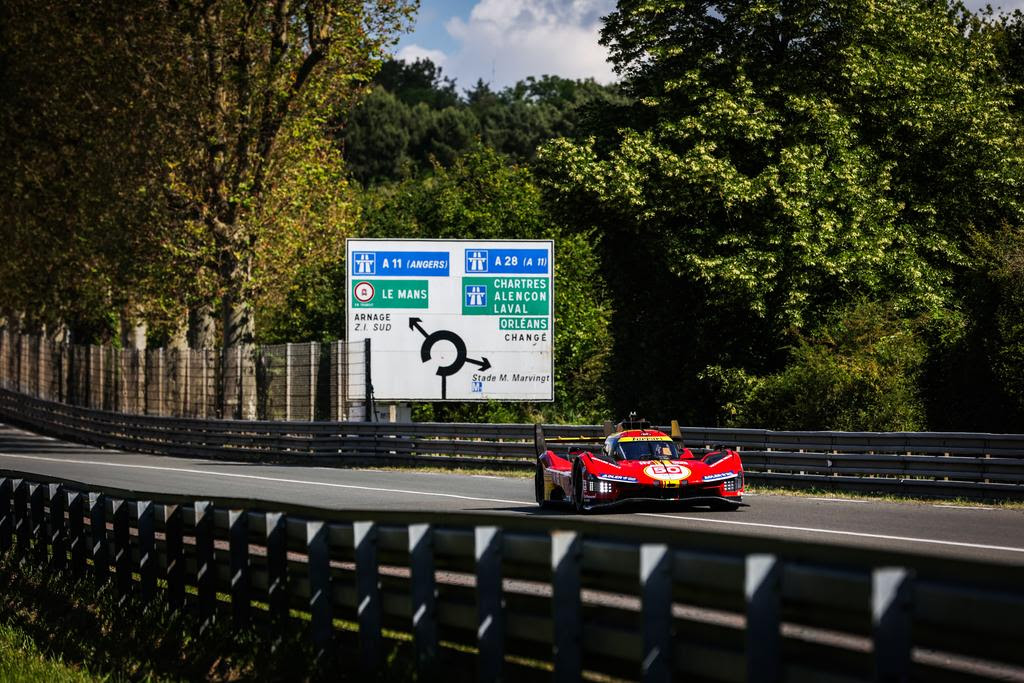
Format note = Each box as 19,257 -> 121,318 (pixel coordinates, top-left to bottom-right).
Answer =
535,422 -> 745,512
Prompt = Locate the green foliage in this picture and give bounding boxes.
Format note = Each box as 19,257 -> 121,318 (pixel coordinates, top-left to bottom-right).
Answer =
723,302 -> 927,431
928,223 -> 1024,432
341,59 -> 627,185
536,0 -> 1024,426
0,0 -> 415,345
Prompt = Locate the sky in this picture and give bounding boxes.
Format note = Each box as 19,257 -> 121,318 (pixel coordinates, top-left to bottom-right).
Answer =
395,0 -> 1024,92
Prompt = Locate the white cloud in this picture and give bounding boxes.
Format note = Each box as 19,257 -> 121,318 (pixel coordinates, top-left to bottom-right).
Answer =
439,0 -> 617,90
964,0 -> 1024,13
396,44 -> 449,68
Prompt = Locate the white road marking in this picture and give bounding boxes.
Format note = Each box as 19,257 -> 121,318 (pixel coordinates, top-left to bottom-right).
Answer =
2,450 -> 1021,555
637,512 -> 1024,554
0,452 -> 532,506
808,497 -> 871,504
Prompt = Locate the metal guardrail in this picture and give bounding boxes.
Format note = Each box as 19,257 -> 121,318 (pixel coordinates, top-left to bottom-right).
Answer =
1,470 -> 1021,681
2,388 -> 1023,500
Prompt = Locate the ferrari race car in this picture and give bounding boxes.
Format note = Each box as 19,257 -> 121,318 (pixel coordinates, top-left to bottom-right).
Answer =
535,422 -> 745,512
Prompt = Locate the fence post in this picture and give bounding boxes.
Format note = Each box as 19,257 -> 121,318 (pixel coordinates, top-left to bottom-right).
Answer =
156,348 -> 165,416
309,341 -> 316,421
194,501 -> 216,627
640,543 -> 671,683
35,335 -> 44,399
89,492 -> 108,584
67,490 -> 85,575
229,509 -> 250,624
30,483 -> 46,562
137,500 -> 155,600
266,512 -> 288,624
475,525 -> 503,683
551,531 -> 582,683
745,554 -> 781,683
48,483 -> 65,570
306,520 -> 331,660
182,348 -> 190,417
0,478 -> 11,553
873,567 -> 913,681
342,342 -> 350,421
364,338 -> 373,422
163,504 -> 184,608
354,520 -> 382,673
14,480 -> 29,560
112,498 -> 131,600
285,342 -> 293,421
408,523 -> 438,678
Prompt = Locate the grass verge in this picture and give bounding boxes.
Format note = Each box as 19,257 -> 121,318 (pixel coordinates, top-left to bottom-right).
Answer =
743,483 -> 1024,510
0,620 -> 95,683
0,555 -> 556,682
0,555 -> 337,682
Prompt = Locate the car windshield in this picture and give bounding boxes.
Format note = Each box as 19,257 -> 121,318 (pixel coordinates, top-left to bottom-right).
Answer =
616,439 -> 678,461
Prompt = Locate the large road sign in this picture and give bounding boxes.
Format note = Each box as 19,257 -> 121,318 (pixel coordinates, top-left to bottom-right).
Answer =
346,239 -> 554,401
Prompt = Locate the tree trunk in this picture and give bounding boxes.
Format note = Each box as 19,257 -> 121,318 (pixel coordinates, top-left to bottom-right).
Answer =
187,305 -> 217,349
119,315 -> 147,351
222,295 -> 253,349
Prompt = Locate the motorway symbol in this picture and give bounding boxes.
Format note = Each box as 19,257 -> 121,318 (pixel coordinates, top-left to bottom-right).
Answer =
409,317 -> 491,399
465,284 -> 487,307
353,252 -> 376,274
466,249 -> 489,273
354,281 -> 375,303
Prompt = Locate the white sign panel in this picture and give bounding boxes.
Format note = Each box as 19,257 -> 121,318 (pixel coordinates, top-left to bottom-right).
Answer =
346,239 -> 554,401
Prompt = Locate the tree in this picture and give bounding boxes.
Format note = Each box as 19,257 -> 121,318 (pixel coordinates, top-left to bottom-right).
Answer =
160,0 -> 415,351
0,1 -> 193,341
339,58 -> 626,185
0,0 -> 415,350
536,0 -> 1024,424
375,57 -> 459,109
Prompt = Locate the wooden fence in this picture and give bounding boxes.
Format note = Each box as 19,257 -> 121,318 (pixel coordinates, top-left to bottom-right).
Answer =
0,330 -> 368,420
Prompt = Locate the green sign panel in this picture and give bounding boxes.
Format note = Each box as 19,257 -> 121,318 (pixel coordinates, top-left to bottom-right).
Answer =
462,277 -> 550,316
499,317 -> 549,330
351,279 -> 429,308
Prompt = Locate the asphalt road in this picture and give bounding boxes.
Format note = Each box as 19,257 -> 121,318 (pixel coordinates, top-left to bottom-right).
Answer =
1,422 -> 1022,565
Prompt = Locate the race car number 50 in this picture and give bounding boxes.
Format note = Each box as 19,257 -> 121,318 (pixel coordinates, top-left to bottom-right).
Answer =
643,463 -> 692,482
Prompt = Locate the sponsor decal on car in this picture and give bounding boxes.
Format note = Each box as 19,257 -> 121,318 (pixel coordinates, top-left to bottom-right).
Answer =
701,471 -> 737,482
642,463 -> 692,482
597,474 -> 638,483
619,436 -> 674,443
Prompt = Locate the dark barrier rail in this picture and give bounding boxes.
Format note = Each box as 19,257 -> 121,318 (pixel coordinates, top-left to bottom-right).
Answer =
2,388 -> 1023,500
1,469 -> 1021,682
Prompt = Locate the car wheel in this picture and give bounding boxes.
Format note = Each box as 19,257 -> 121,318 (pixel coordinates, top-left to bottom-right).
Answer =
572,462 -> 587,513
710,499 -> 741,511
535,464 -> 550,508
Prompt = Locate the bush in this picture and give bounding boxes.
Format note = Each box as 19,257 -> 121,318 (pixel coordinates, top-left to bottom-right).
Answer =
725,301 -> 927,431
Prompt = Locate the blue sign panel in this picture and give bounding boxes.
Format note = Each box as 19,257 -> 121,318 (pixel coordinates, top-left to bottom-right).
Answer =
465,284 -> 487,308
351,251 -> 450,276
463,248 -> 549,274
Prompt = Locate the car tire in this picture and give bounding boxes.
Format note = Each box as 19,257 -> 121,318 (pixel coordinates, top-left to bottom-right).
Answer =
572,462 -> 587,514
